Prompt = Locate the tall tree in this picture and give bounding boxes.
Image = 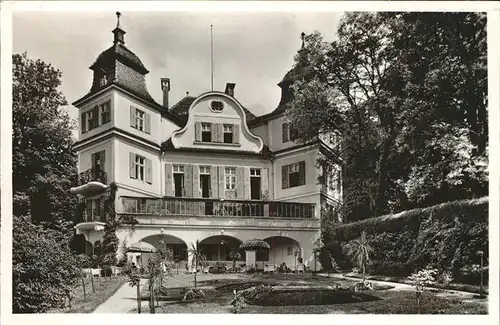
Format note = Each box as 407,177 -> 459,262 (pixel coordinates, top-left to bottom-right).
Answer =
12,53 -> 79,312
12,52 -> 78,236
287,12 -> 487,221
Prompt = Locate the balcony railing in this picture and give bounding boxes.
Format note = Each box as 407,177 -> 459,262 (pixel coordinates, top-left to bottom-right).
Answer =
121,197 -> 315,219
78,167 -> 107,186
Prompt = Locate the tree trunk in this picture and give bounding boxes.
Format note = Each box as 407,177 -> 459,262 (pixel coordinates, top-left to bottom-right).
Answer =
137,284 -> 141,314
90,274 -> 96,293
362,262 -> 366,283
149,280 -> 155,314
81,275 -> 86,300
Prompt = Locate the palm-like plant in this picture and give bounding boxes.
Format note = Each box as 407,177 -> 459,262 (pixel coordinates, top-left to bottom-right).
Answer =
348,231 -> 373,282
229,249 -> 242,271
187,240 -> 207,289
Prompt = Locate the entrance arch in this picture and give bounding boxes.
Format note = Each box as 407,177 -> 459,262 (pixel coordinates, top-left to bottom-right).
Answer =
135,233 -> 189,270
263,236 -> 301,268
199,235 -> 243,263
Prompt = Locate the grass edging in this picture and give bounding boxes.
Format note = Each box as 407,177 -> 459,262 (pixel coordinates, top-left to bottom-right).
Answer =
342,273 -> 488,295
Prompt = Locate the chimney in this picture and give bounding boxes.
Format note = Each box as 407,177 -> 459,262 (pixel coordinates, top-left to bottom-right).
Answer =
161,78 -> 170,110
225,83 -> 235,97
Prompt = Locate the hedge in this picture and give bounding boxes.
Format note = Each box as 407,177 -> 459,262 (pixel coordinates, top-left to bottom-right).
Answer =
325,197 -> 488,284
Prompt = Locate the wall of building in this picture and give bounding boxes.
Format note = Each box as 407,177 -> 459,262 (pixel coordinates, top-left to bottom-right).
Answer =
113,92 -> 178,145
273,146 -> 322,199
267,115 -> 301,152
114,137 -> 162,197
250,123 -> 269,147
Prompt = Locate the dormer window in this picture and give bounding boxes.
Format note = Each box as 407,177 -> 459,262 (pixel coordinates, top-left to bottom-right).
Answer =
99,73 -> 107,87
223,124 -> 233,143
210,100 -> 224,112
201,123 -> 212,142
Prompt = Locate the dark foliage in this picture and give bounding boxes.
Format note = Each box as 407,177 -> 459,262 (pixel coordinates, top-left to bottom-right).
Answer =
326,198 -> 488,284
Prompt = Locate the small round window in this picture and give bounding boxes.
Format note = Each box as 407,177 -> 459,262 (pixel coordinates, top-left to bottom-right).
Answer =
210,100 -> 224,112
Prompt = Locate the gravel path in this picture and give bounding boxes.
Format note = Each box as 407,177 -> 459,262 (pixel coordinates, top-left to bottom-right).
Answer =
93,279 -> 148,313
319,273 -> 478,298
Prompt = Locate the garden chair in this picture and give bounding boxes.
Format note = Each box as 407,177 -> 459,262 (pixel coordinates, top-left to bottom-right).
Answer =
297,264 -> 305,274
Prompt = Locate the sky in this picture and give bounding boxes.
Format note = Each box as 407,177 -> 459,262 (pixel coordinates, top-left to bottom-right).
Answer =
13,11 -> 341,122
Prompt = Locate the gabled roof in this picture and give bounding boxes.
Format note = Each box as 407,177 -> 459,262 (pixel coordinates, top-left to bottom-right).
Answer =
169,94 -> 258,128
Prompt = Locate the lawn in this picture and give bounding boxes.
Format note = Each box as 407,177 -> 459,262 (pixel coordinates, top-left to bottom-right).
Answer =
144,273 -> 488,314
48,275 -> 128,313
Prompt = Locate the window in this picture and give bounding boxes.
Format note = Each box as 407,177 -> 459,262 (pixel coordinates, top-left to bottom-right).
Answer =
87,107 -> 99,130
91,151 -> 105,171
210,100 -> 224,112
287,247 -> 294,256
223,124 -> 233,143
173,165 -> 184,197
282,161 -> 305,189
282,122 -> 299,143
225,167 -> 236,190
81,101 -> 110,133
135,109 -> 145,132
200,166 -> 211,174
134,155 -> 145,181
100,74 -> 107,87
250,168 -> 261,177
100,101 -> 111,124
202,123 -> 212,142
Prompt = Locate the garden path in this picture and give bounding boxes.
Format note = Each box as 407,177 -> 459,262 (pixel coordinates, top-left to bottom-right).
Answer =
321,273 -> 478,298
93,278 -> 148,313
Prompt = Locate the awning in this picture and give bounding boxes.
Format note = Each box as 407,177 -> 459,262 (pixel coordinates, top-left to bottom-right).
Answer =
127,241 -> 157,253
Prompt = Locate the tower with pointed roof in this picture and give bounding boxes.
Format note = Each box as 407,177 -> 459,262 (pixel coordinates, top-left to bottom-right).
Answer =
70,20 -> 341,273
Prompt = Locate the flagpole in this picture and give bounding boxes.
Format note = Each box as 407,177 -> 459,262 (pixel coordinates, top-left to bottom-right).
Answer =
210,24 -> 214,91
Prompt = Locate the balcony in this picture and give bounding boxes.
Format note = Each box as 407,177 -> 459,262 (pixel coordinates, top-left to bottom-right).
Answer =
70,167 -> 108,195
75,208 -> 106,239
121,197 -> 316,219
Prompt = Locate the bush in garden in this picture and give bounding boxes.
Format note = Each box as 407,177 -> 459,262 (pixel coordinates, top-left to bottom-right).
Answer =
230,290 -> 246,313
13,215 -> 80,313
183,288 -> 206,301
407,267 -> 438,313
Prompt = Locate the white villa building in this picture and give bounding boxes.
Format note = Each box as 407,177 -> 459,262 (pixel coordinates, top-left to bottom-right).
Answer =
70,18 -> 342,272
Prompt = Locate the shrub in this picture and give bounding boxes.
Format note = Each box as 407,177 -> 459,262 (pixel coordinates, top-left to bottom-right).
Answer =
183,289 -> 206,301
13,215 -> 80,313
230,290 -> 246,314
329,198 -> 488,284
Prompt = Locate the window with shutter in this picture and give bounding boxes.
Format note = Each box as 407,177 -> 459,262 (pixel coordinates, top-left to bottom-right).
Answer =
146,158 -> 152,184
145,112 -> 151,134
282,122 -> 289,143
282,161 -> 306,189
281,165 -> 289,189
129,153 -> 136,179
233,124 -> 240,144
130,106 -> 136,128
81,112 -> 87,133
195,122 -> 202,142
165,164 -> 173,196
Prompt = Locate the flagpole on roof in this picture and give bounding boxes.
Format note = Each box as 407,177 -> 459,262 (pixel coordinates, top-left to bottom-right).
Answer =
210,24 -> 214,91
